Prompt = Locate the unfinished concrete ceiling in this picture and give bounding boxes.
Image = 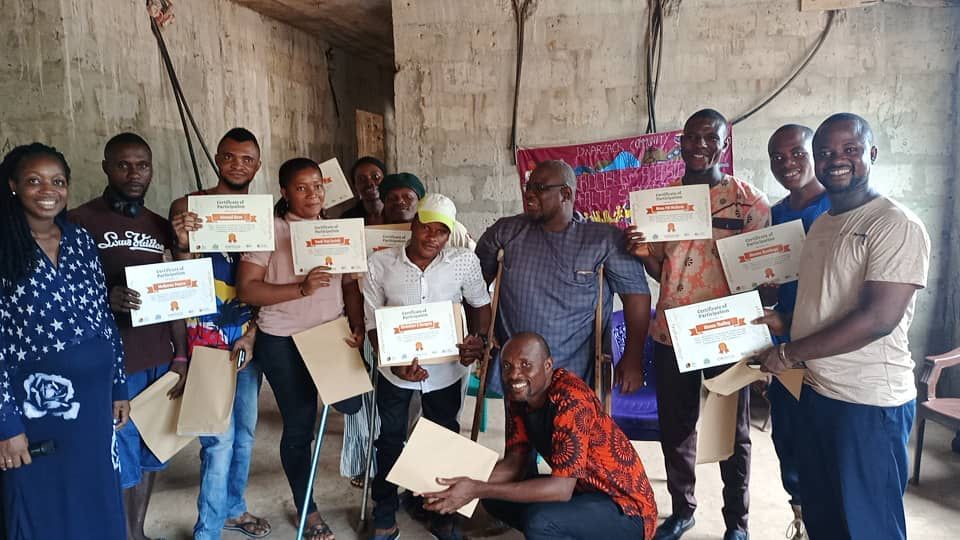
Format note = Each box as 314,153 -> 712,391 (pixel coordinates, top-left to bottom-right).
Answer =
233,0 -> 393,63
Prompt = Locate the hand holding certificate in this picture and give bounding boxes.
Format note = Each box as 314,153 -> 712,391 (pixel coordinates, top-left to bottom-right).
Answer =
124,259 -> 217,327
665,291 -> 771,373
629,184 -> 712,241
375,301 -> 465,366
188,194 -> 274,252
716,219 -> 806,293
318,158 -> 356,209
290,218 -> 367,275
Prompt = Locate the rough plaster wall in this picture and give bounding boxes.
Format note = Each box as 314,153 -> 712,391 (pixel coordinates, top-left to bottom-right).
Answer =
391,0 -> 960,363
0,0 -> 392,214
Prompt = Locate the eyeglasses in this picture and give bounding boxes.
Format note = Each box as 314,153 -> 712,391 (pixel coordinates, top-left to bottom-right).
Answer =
524,182 -> 566,193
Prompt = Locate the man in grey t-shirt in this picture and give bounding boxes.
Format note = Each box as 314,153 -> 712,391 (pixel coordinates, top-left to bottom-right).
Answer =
753,113 -> 929,540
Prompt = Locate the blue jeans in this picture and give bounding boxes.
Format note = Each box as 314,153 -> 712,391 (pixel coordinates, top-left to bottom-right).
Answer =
193,361 -> 263,540
482,492 -> 646,539
118,364 -> 170,489
798,386 -> 915,540
768,378 -> 801,505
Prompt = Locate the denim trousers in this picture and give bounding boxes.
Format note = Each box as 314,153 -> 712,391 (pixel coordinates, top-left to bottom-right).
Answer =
798,386 -> 915,540
482,492 -> 646,539
193,359 -> 263,540
255,331 -> 322,517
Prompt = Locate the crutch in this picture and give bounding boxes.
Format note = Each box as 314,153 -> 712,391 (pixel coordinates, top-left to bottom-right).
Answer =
594,265 -> 613,414
357,355 -> 380,531
470,249 -> 505,441
296,404 -> 331,540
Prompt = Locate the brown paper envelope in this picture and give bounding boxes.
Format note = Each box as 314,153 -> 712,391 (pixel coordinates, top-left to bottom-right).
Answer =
129,371 -> 195,462
384,303 -> 466,366
386,418 -> 499,517
177,346 -> 237,436
696,390 -> 739,464
292,317 -> 374,404
702,359 -> 765,396
777,368 -> 806,401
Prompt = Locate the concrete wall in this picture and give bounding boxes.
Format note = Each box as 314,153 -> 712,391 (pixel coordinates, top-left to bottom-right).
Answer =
0,0 -> 393,213
391,0 -> 960,364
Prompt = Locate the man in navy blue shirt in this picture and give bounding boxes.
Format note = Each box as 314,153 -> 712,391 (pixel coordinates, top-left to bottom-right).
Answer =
762,124 -> 830,540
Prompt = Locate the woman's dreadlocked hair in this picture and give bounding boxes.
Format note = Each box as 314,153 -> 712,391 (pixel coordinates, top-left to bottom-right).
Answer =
0,143 -> 72,288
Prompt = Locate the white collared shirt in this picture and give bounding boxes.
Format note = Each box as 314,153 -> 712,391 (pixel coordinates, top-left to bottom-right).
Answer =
363,245 -> 491,392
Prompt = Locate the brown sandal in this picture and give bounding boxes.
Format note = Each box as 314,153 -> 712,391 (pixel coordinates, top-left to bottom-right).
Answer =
223,513 -> 272,538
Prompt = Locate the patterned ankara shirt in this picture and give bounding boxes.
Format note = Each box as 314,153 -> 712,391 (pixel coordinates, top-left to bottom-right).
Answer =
649,175 -> 771,346
0,217 -> 127,439
506,369 -> 658,540
475,214 -> 649,392
363,245 -> 491,392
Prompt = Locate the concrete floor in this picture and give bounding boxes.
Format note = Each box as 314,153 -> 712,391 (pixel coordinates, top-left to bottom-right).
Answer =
148,385 -> 960,539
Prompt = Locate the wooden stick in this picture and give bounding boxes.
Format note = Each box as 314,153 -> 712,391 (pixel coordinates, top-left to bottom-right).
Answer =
470,249 -> 504,441
594,265 -> 605,401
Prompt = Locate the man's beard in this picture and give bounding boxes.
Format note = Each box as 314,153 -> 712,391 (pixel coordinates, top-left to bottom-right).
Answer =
825,174 -> 868,194
220,175 -> 254,191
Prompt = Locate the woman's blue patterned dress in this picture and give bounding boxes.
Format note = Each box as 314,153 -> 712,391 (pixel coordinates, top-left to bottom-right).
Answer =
0,217 -> 127,539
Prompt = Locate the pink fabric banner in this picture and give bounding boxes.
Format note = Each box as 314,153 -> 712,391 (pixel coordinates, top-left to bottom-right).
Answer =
516,129 -> 734,228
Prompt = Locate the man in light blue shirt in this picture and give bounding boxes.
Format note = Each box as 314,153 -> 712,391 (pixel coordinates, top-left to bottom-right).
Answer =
363,193 -> 491,540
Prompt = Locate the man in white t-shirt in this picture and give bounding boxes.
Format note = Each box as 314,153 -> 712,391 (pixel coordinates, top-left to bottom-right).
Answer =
753,113 -> 930,540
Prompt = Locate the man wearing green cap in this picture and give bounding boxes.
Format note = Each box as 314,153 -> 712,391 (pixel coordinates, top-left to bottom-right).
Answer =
363,193 -> 492,540
379,173 -> 476,249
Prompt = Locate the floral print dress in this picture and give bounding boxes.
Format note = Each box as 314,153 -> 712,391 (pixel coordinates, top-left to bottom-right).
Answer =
0,217 -> 127,539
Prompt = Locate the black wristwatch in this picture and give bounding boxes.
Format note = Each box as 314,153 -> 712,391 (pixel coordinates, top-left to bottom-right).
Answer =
469,333 -> 489,348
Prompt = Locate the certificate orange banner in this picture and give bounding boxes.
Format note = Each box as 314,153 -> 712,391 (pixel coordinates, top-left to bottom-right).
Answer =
147,279 -> 198,293
394,321 -> 441,334
304,236 -> 351,247
206,213 -> 257,223
738,244 -> 791,262
689,317 -> 746,336
646,203 -> 695,214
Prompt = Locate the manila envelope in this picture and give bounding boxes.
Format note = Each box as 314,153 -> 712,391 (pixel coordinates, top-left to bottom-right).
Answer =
177,346 -> 237,436
292,317 -> 374,405
703,359 -> 805,401
696,389 -> 739,464
129,371 -> 195,462
386,418 -> 499,517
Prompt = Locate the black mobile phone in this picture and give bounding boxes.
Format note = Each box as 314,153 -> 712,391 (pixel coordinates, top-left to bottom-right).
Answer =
237,349 -> 246,369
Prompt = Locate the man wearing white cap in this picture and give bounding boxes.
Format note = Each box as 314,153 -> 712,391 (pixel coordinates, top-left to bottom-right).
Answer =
363,193 -> 493,540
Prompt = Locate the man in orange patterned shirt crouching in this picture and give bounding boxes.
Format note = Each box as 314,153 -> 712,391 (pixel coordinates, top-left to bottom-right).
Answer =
422,332 -> 657,540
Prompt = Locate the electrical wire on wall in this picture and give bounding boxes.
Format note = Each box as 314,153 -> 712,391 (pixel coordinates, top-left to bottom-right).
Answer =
147,0 -> 218,190
644,0 -> 666,133
510,0 -> 537,157
731,10 -> 837,125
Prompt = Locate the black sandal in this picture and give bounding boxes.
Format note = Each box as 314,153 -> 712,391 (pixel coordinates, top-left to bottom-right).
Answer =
303,519 -> 335,540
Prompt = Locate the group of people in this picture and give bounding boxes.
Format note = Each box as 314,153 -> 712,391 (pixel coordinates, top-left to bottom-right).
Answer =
0,107 -> 929,540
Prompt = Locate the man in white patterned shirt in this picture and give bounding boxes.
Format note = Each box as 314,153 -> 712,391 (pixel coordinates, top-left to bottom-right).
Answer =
363,193 -> 492,540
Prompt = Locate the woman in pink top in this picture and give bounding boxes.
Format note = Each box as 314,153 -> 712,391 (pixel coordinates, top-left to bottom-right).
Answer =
237,158 -> 364,540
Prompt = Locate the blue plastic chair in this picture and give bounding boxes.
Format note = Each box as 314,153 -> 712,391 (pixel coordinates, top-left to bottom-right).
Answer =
610,309 -> 661,441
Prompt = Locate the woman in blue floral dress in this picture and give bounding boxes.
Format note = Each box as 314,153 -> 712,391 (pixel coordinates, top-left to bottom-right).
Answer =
0,144 -> 129,539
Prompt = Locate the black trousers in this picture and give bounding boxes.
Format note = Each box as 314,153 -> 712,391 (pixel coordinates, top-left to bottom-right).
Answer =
654,342 -> 751,532
372,377 -> 462,530
255,331 -> 320,516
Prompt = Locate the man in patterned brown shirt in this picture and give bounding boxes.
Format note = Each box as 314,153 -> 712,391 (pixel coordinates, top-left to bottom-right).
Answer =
423,333 -> 657,540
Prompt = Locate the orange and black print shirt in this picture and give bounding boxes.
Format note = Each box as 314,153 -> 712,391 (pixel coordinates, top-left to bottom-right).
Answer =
506,369 -> 658,540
